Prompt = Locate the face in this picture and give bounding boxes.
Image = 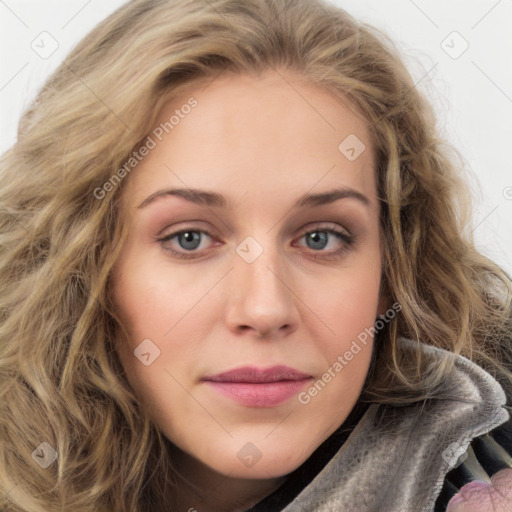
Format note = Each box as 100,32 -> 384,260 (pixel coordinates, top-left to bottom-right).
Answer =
111,68 -> 384,482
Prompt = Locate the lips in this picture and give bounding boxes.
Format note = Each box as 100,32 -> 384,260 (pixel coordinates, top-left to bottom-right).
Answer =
203,365 -> 310,383
202,365 -> 312,407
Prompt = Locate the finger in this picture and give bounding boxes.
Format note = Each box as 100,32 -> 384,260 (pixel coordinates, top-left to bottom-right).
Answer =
489,468 -> 512,504
446,481 -> 492,512
446,470 -> 512,512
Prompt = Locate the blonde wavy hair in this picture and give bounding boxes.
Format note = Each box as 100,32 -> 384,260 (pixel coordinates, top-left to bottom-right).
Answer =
1,0 -> 511,510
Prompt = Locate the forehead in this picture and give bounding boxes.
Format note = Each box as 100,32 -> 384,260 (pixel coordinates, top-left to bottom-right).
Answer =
124,69 -> 377,211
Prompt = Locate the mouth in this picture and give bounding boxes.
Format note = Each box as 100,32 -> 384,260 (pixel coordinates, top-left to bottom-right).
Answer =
201,365 -> 312,407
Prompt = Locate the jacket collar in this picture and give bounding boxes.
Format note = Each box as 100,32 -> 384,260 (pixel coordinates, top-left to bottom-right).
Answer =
282,337 -> 510,512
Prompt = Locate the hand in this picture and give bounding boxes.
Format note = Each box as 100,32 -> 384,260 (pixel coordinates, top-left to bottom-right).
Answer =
446,469 -> 512,511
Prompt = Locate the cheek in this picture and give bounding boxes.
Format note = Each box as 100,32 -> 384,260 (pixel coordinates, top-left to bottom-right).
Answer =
302,267 -> 380,400
310,266 -> 381,341
110,251 -> 217,394
112,252 -> 198,340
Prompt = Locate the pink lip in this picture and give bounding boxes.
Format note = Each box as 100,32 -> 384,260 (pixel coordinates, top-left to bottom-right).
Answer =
202,365 -> 312,407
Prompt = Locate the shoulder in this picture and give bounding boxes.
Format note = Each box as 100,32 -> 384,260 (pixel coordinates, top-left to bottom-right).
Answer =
399,338 -> 512,512
433,387 -> 512,510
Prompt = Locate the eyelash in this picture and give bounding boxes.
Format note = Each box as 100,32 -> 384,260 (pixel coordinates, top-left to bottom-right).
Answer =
155,224 -> 357,261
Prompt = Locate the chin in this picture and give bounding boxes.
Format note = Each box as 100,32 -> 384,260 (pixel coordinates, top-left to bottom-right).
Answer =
201,435 -> 320,480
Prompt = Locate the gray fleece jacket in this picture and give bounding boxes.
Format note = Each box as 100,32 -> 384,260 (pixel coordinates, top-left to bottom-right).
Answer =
274,337 -> 510,512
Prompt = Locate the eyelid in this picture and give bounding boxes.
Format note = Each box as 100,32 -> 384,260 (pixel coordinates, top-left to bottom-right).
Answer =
295,221 -> 352,237
154,220 -> 215,239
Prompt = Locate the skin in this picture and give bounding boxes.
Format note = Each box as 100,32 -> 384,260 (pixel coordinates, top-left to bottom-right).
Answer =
111,68 -> 385,512
446,469 -> 512,512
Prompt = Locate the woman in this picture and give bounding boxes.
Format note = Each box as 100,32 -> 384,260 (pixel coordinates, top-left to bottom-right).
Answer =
0,0 -> 511,511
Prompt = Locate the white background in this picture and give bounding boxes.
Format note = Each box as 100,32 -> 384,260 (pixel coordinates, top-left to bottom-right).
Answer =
1,0 -> 511,273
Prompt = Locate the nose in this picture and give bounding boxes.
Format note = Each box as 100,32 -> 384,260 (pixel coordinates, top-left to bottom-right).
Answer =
224,240 -> 299,339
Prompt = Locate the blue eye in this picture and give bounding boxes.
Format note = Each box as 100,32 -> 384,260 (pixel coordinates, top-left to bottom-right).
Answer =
156,224 -> 356,260
156,229 -> 213,259
172,230 -> 203,251
294,226 -> 356,260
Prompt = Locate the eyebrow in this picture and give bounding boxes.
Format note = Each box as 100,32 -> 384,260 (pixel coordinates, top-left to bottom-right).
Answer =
137,186 -> 370,210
